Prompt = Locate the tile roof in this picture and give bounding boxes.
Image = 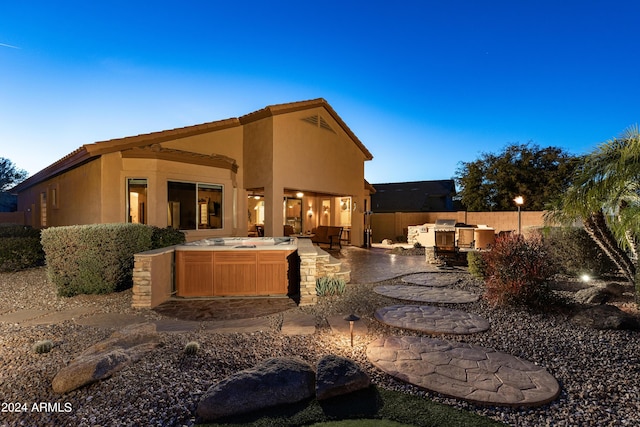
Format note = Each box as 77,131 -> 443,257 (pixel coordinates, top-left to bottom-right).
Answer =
12,99 -> 371,192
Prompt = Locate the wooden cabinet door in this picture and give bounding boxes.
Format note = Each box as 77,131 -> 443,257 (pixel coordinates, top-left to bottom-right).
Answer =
257,251 -> 288,295
213,252 -> 257,296
176,251 -> 214,297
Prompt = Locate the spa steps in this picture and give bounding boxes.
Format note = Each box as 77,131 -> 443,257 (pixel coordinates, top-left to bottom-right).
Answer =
314,246 -> 351,283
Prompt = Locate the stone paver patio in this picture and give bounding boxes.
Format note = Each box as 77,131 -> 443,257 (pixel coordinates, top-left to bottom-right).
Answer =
374,284 -> 479,304
366,335 -> 560,407
401,273 -> 461,287
375,305 -> 490,335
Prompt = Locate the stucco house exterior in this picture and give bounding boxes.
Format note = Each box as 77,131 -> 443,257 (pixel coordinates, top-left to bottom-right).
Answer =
12,99 -> 374,245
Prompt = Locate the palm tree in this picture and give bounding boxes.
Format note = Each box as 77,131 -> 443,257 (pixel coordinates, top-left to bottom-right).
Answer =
546,125 -> 640,303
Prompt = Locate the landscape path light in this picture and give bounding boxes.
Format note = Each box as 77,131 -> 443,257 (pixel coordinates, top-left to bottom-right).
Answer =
343,314 -> 360,347
514,196 -> 524,234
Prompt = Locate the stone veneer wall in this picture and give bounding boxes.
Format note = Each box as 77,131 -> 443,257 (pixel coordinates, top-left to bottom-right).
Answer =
297,238 -> 319,306
132,247 -> 175,309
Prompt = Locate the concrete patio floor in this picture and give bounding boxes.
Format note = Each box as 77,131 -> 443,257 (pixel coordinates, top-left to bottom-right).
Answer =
331,246 -> 440,283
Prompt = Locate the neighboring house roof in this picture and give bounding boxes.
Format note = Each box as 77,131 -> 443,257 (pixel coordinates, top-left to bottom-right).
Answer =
13,98 -> 372,192
370,180 -> 456,213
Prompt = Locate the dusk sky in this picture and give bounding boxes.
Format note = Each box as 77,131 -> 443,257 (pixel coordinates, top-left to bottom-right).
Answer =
2,1 -> 639,184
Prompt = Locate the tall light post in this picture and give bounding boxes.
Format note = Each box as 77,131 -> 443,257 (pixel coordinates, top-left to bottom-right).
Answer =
514,196 -> 524,234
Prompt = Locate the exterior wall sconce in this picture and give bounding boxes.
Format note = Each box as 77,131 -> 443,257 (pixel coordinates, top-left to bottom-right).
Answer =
307,207 -> 313,218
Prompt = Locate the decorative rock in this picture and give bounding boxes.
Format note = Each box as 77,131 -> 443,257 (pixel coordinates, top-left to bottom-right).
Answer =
570,304 -> 640,330
316,355 -> 371,400
605,282 -> 626,297
52,323 -> 160,394
197,357 -> 315,421
574,287 -> 612,304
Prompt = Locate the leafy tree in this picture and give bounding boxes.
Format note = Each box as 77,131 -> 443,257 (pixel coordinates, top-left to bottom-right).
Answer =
546,125 -> 640,303
455,143 -> 579,211
0,157 -> 28,191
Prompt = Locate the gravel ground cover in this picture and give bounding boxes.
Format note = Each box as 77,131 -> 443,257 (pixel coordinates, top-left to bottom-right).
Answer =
0,266 -> 639,426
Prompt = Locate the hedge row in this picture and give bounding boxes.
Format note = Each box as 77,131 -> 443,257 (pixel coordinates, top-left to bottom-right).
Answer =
0,225 -> 45,272
40,224 -> 185,297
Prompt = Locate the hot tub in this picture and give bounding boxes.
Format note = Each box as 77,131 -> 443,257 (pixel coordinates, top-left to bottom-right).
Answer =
175,237 -> 298,297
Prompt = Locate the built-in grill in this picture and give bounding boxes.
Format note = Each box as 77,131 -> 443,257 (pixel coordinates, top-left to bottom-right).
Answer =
434,219 -> 456,231
434,219 -> 456,248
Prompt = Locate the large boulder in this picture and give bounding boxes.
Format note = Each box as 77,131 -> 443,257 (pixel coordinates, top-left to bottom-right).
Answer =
574,287 -> 610,304
197,357 -> 315,421
571,304 -> 640,330
574,283 -> 627,304
316,355 -> 371,400
52,323 -> 160,394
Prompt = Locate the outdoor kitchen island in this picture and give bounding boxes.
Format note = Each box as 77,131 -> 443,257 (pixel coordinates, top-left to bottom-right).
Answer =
175,237 -> 298,297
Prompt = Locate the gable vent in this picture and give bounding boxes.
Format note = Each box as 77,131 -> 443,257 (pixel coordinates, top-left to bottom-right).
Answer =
301,114 -> 336,133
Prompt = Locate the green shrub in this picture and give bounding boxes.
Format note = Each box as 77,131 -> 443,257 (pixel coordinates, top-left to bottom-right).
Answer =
316,276 -> 346,296
0,225 -> 44,272
151,226 -> 185,249
41,223 -> 153,297
483,234 -> 556,307
32,340 -> 53,354
467,251 -> 487,280
539,226 -> 616,277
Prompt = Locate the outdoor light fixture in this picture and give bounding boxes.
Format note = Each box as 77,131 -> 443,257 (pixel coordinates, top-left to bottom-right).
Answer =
307,207 -> 313,218
296,192 -> 304,198
344,314 -> 360,347
514,196 -> 524,234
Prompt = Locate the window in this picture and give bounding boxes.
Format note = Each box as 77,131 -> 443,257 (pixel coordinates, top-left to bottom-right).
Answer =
167,181 -> 223,230
40,192 -> 47,227
127,179 -> 148,224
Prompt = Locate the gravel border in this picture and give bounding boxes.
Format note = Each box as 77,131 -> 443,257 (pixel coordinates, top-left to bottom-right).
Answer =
0,266 -> 639,426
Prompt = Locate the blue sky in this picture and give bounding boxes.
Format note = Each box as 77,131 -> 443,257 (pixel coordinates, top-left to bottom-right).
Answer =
1,1 -> 639,184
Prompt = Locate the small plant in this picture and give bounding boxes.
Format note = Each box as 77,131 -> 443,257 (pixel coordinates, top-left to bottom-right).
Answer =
413,241 -> 423,249
467,251 -> 487,279
183,341 -> 200,355
32,340 -> 53,354
316,276 -> 346,296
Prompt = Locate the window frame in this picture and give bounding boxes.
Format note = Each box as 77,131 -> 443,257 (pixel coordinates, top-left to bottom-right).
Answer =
126,178 -> 148,224
167,180 -> 224,231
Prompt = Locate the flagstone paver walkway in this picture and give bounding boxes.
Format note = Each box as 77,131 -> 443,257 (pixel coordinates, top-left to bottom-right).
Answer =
375,305 -> 490,335
366,335 -> 560,407
374,284 -> 479,304
401,273 -> 461,287
281,310 -> 316,336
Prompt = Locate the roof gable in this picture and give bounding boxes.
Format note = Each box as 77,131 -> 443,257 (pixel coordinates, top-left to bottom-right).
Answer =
239,98 -> 373,160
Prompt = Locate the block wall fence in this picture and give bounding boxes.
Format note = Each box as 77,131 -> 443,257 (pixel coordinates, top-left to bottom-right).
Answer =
370,210 -> 553,243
